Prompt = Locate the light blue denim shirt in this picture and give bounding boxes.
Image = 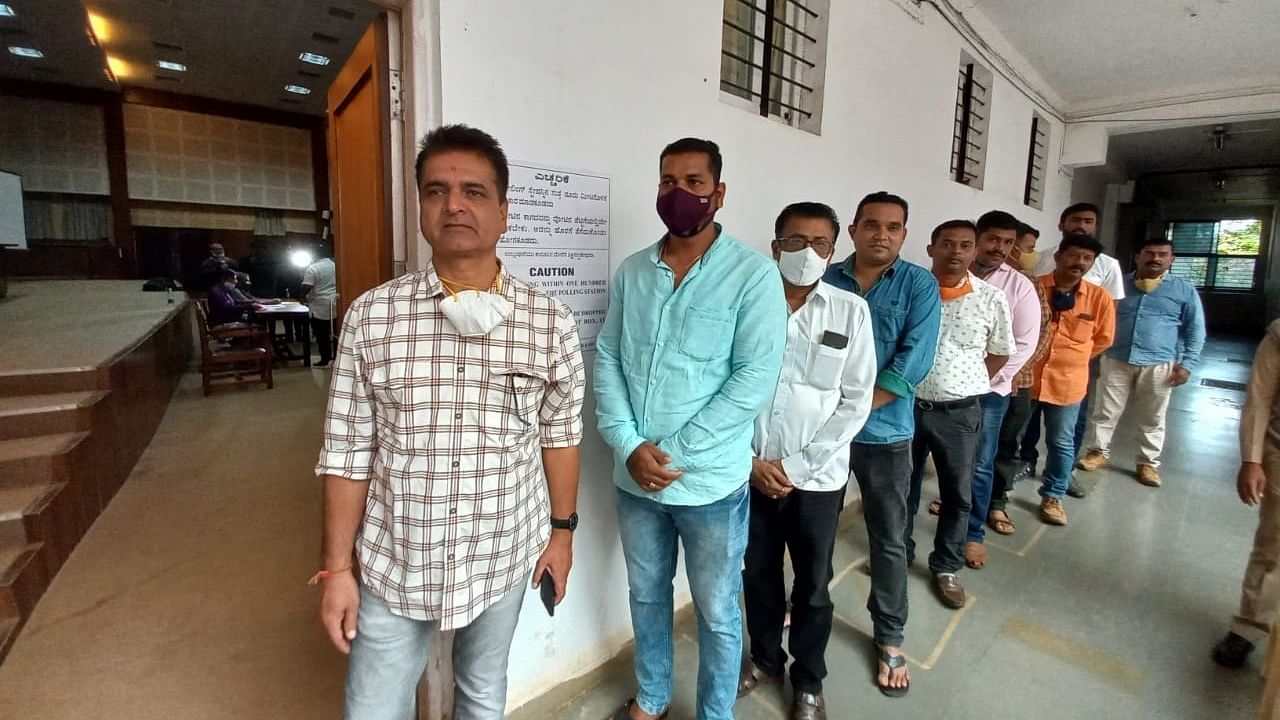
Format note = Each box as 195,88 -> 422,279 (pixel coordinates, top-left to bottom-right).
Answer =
1108,272 -> 1206,370
821,255 -> 941,444
594,228 -> 787,506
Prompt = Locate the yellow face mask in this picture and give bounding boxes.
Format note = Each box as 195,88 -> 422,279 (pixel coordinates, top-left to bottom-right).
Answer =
1134,274 -> 1165,294
1017,250 -> 1039,272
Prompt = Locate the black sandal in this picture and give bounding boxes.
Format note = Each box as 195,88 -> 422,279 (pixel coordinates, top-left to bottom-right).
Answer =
875,646 -> 910,697
609,698 -> 669,720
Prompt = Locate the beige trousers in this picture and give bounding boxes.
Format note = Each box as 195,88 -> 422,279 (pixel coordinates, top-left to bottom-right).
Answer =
1084,354 -> 1174,467
1234,451 -> 1280,644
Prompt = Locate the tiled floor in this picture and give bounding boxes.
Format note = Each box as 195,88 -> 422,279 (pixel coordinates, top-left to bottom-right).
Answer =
0,337 -> 1268,719
510,336 -> 1268,719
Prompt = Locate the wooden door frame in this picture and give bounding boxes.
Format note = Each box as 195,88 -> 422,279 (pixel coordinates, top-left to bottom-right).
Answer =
327,14 -> 396,314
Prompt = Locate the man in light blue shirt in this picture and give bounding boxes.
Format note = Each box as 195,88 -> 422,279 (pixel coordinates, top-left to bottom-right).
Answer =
595,137 -> 786,720
821,191 -> 940,697
1078,236 -> 1205,487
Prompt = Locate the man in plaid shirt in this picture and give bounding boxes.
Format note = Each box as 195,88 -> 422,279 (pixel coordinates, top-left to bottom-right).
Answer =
315,125 -> 585,720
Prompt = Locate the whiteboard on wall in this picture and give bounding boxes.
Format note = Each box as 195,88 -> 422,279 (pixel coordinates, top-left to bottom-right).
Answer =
0,170 -> 26,250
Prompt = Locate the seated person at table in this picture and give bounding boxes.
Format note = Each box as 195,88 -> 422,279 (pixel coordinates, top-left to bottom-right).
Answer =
227,271 -> 279,305
208,269 -> 267,327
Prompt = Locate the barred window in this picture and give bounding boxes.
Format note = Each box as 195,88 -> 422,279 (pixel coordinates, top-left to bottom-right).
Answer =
951,52 -> 992,190
1023,113 -> 1049,210
1166,219 -> 1262,291
720,0 -> 830,135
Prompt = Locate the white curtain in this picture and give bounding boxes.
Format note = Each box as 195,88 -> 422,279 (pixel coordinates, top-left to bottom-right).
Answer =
253,209 -> 287,237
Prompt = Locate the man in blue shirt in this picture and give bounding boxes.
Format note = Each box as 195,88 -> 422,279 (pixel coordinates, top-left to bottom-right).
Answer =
595,138 -> 787,720
1077,236 -> 1205,487
822,191 -> 941,697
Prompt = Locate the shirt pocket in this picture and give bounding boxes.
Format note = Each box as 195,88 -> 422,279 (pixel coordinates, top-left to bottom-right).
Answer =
484,367 -> 547,448
806,339 -> 845,390
679,306 -> 734,361
1061,313 -> 1095,346
872,307 -> 905,352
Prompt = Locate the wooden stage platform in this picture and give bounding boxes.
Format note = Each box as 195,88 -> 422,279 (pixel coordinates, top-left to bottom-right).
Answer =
0,280 -> 193,660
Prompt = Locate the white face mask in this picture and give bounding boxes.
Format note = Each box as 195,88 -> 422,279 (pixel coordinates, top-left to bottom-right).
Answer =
439,289 -> 514,337
777,248 -> 829,287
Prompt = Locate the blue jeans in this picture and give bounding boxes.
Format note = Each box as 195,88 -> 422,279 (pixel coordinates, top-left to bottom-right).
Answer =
968,392 -> 1011,543
345,581 -> 526,720
1038,402 -> 1082,500
617,484 -> 750,720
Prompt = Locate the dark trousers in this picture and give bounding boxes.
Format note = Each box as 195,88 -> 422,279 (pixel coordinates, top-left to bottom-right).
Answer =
992,387 -> 1036,513
743,485 -> 845,694
906,398 -> 981,574
310,318 -> 333,363
850,439 -> 913,648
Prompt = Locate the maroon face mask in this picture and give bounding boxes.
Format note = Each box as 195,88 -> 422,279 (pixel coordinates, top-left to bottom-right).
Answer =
656,187 -> 717,238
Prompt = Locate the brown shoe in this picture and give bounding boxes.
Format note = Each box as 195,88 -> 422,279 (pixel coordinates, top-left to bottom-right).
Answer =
1076,449 -> 1108,471
737,659 -> 782,698
1136,464 -> 1162,487
1040,497 -> 1068,526
933,572 -> 966,609
791,691 -> 826,720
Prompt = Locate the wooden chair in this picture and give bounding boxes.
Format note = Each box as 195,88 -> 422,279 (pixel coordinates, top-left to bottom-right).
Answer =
195,300 -> 274,396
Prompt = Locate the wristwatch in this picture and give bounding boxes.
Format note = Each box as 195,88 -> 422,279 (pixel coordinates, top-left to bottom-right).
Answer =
550,513 -> 579,532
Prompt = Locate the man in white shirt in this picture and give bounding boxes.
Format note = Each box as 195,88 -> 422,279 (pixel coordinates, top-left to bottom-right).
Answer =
739,202 -> 877,720
906,220 -> 1013,609
1024,203 -> 1124,498
301,249 -> 338,366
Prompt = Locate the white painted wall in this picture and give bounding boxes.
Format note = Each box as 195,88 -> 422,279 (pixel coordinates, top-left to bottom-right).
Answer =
415,0 -> 1075,707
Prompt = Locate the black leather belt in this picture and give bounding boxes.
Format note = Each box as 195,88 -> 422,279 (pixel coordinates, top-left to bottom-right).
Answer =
916,396 -> 979,411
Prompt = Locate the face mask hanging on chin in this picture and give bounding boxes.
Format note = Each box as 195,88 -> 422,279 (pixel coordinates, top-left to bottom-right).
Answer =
1134,274 -> 1165,294
438,275 -> 514,337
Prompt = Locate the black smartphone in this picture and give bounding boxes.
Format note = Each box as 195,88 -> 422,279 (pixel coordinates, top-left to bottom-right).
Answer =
539,569 -> 556,617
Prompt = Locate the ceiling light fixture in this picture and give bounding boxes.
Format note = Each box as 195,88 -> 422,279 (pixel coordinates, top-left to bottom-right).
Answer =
106,55 -> 131,79
298,51 -> 330,66
8,46 -> 43,58
284,84 -> 311,95
0,5 -> 16,18
156,59 -> 186,72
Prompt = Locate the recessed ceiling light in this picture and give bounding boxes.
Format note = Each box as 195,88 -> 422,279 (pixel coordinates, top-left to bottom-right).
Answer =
299,51 -> 330,66
156,59 -> 186,72
284,84 -> 311,95
0,5 -> 16,18
8,46 -> 43,58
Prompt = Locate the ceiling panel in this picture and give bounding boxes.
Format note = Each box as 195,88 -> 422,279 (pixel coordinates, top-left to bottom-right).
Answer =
1109,119 -> 1280,174
0,0 -> 380,116
969,0 -> 1280,111
0,0 -> 112,90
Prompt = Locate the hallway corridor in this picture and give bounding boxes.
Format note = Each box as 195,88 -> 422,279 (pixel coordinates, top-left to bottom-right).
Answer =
0,337 -> 1268,719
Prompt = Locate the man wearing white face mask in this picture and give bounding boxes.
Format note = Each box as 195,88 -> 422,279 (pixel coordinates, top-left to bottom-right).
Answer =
739,202 -> 876,720
315,125 -> 586,720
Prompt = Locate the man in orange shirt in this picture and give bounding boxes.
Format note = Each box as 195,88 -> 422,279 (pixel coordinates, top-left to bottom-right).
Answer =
1030,234 -> 1115,526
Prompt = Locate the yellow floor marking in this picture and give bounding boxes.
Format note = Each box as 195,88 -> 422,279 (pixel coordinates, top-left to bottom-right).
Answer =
919,595 -> 975,669
1014,523 -> 1049,556
1001,616 -> 1145,692
829,555 -> 868,589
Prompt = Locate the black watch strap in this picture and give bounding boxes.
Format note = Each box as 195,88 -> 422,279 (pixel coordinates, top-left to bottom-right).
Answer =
550,512 -> 578,532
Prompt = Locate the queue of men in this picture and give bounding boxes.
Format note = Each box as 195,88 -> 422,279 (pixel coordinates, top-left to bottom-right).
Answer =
313,126 -> 1212,720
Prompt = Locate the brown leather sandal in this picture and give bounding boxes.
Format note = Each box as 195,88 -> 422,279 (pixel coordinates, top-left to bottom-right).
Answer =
987,509 -> 1016,535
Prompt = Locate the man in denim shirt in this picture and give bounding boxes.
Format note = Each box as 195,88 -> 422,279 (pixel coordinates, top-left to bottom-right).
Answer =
821,191 -> 940,697
1077,236 -> 1205,487
595,138 -> 787,720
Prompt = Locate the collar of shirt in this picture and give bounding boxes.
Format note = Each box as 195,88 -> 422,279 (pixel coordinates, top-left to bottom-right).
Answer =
411,260 -> 517,303
648,223 -> 727,269
837,254 -> 902,295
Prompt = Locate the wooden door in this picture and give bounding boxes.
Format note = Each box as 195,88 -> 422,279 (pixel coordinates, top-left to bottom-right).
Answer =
327,14 -> 394,319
